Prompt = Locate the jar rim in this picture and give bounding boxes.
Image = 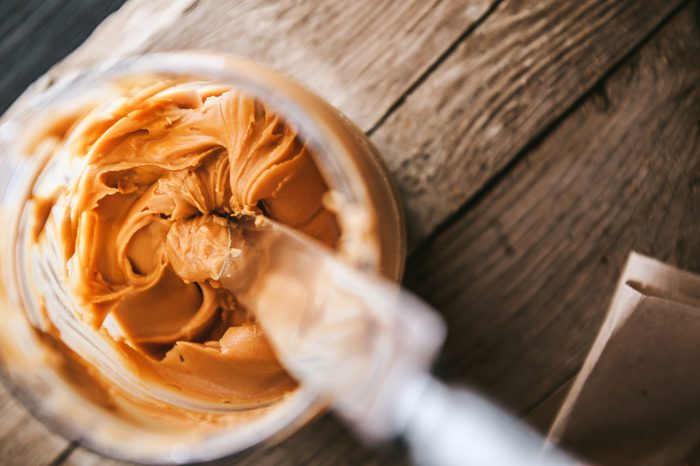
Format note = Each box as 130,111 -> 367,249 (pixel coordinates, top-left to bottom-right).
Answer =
0,52 -> 403,464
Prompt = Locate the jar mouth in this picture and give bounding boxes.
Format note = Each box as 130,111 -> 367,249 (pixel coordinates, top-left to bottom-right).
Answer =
9,52 -> 379,260
0,53 -> 401,464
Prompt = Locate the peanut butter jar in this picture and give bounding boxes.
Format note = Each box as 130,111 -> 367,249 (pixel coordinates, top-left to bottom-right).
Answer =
0,53 -> 405,463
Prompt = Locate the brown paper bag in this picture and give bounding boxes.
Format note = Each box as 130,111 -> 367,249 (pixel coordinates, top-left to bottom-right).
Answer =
546,252 -> 700,465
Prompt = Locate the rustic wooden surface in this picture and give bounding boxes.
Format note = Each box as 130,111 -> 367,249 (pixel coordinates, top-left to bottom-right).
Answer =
2,0 -> 700,465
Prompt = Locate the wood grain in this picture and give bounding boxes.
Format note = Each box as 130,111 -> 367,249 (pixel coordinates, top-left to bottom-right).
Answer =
405,0 -> 700,417
11,0 -> 687,246
5,0 -> 197,116
1,0 -> 697,465
0,385 -> 67,465
524,379 -> 573,434
60,415 -> 408,466
371,0 -> 687,245
0,0 -> 125,114
32,0 -> 496,133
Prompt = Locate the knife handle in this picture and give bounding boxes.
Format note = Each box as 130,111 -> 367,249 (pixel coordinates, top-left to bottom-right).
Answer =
400,379 -> 576,466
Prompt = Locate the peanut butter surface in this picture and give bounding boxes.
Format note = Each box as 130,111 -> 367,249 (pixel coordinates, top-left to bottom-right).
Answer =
34,78 -> 340,406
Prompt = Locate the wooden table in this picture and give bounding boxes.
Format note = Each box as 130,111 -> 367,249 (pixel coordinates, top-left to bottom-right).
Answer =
2,0 -> 699,464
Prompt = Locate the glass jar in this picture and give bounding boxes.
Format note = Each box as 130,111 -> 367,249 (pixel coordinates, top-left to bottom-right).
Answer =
0,53 -> 405,463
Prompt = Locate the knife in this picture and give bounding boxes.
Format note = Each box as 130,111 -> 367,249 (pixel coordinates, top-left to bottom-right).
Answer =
170,216 -> 576,466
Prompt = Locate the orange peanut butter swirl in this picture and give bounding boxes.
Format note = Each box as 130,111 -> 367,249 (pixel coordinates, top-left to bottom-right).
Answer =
45,79 -> 339,405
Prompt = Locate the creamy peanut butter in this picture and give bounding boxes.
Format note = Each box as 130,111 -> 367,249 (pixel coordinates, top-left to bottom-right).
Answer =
0,54 -> 406,463
30,77 -> 340,407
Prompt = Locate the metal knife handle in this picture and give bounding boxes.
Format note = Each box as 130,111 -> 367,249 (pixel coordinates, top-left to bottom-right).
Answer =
401,378 -> 576,466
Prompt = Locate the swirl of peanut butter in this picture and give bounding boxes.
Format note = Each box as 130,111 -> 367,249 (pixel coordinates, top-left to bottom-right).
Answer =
36,78 -> 340,406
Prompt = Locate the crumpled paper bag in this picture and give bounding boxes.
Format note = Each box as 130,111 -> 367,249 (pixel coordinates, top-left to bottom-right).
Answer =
546,252 -> 700,465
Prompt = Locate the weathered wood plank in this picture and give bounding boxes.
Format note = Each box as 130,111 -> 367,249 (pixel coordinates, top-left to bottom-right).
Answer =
523,378 -> 574,434
405,1 -> 700,417
0,0 -> 126,114
371,0 -> 687,245
0,384 -> 68,465
233,416 -> 408,466
33,0 -> 496,133
3,0 -> 695,465
6,0 -> 198,115
61,415 -> 408,466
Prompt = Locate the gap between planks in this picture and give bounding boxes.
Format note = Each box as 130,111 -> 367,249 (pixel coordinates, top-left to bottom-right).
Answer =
37,1 -> 696,464
405,0 -> 700,434
435,0 -> 693,428
400,4 -> 696,428
365,0 -> 505,136
49,443 -> 77,466
408,0 -> 693,266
